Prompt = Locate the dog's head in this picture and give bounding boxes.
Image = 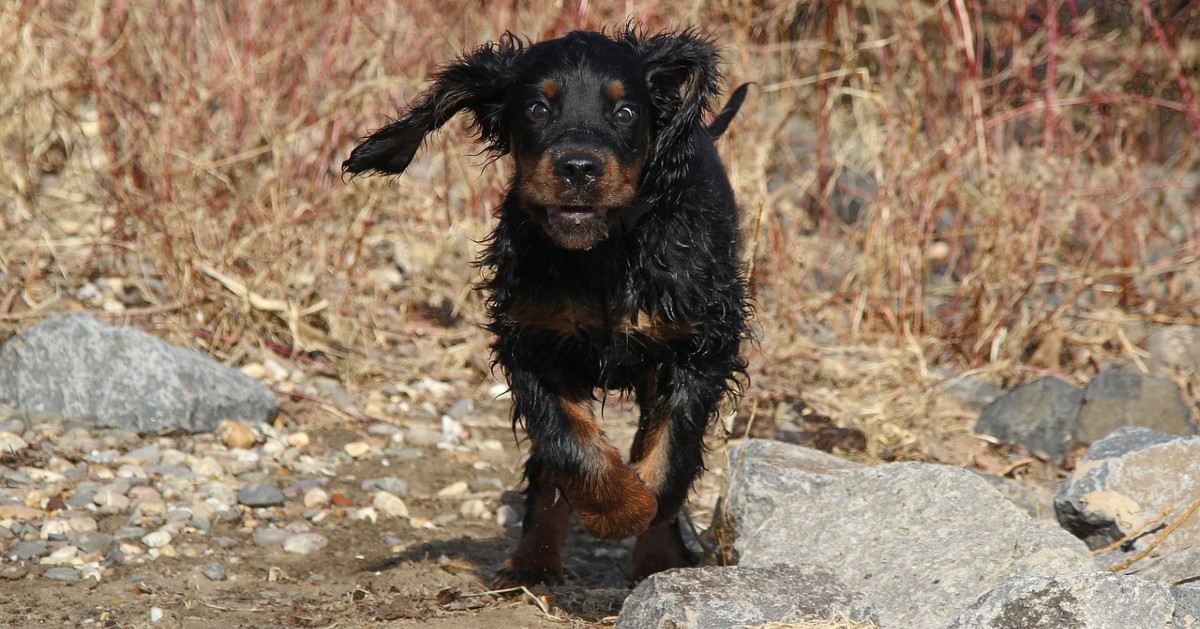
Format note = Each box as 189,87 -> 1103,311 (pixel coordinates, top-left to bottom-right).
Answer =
343,28 -> 722,250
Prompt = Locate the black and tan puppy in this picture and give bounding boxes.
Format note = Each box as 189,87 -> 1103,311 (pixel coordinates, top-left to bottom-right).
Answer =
344,27 -> 749,586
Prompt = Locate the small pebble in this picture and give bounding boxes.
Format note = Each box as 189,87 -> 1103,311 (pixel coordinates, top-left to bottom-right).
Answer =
121,444 -> 161,466
353,507 -> 379,523
344,441 -> 371,459
71,531 -> 114,555
0,431 -> 29,452
362,477 -> 408,495
113,526 -> 148,541
303,488 -> 330,508
437,481 -> 469,497
42,566 -> 80,582
373,492 -> 409,519
496,505 -> 520,527
287,432 -> 310,449
217,420 -> 257,449
190,457 -> 224,478
141,530 -> 172,549
202,562 -> 227,581
404,426 -> 443,447
460,499 -> 490,520
9,541 -> 49,560
283,532 -> 328,555
237,483 -> 285,507
0,565 -> 27,580
41,545 -> 79,565
251,528 -> 290,547
150,607 -> 164,623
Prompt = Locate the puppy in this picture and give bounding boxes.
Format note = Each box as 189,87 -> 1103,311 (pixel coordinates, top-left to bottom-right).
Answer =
344,27 -> 749,586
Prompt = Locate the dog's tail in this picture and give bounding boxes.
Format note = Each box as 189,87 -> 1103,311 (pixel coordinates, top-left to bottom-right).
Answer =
707,83 -> 751,140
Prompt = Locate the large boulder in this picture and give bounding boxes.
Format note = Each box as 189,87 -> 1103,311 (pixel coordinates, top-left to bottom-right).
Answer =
0,313 -> 277,433
615,564 -> 876,629
949,572 -> 1178,629
724,441 -> 1095,628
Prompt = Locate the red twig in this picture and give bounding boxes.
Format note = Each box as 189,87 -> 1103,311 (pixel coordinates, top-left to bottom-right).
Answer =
1140,0 -> 1200,137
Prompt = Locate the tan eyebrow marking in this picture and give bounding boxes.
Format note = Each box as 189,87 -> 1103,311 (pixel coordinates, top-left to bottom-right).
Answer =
606,80 -> 625,101
541,79 -> 559,99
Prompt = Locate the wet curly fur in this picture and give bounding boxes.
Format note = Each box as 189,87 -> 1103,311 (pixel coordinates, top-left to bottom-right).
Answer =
344,27 -> 750,587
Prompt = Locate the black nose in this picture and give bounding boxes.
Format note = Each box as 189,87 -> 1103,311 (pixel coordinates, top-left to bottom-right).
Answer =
553,153 -> 605,187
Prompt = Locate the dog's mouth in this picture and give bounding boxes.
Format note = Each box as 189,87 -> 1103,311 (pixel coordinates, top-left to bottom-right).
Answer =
543,205 -> 612,250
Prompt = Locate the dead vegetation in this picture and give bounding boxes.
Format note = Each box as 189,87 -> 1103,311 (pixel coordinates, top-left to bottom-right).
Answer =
2,1 -> 1198,464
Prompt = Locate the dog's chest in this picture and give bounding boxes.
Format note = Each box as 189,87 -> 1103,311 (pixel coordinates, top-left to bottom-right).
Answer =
507,294 -> 694,346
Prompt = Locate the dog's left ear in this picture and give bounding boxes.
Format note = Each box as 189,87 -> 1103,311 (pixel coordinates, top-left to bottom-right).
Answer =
344,34 -> 525,177
622,28 -> 721,181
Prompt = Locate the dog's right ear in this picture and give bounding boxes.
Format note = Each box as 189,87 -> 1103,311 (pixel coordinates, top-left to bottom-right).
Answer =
343,34 -> 524,177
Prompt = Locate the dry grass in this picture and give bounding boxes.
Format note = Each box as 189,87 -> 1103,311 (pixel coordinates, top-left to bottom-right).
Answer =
2,1 -> 1198,459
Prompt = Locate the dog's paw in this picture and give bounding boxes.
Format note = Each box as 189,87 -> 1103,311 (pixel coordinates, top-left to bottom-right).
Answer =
631,518 -> 696,580
574,467 -> 657,539
492,559 -> 565,589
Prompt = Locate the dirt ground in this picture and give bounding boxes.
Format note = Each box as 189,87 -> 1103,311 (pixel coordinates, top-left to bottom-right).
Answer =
0,394 -> 737,629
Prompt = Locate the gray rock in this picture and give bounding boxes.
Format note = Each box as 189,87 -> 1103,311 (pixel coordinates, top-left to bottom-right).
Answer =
1075,367 -> 1196,444
66,484 -> 101,508
202,562 -> 227,581
1056,428 -> 1200,559
1133,546 -> 1200,589
974,376 -> 1083,463
717,439 -> 862,547
251,527 -> 290,547
614,564 -> 876,629
949,572 -> 1176,629
0,313 -> 278,434
69,531 -> 113,555
41,566 -> 80,582
123,444 -> 161,465
236,482 -> 285,507
283,532 -> 328,555
7,540 -> 49,560
404,425 -> 443,447
362,476 -> 409,495
1173,582 -> 1200,627
731,444 -> 1095,628
113,526 -> 148,541
978,473 -> 1058,521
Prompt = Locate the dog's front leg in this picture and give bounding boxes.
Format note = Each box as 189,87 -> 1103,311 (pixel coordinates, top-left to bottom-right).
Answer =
628,364 -> 728,579
509,367 -> 658,540
493,458 -> 571,587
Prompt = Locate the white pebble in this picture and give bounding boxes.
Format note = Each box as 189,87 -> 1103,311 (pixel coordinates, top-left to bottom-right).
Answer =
373,492 -> 409,519
190,457 -> 223,477
344,441 -> 371,459
150,607 -> 164,623
41,545 -> 79,565
303,488 -> 330,508
0,431 -> 29,452
353,507 -> 379,523
460,499 -> 489,520
141,530 -> 172,549
287,432 -> 311,449
240,363 -> 268,380
437,481 -> 469,497
496,505 -> 520,527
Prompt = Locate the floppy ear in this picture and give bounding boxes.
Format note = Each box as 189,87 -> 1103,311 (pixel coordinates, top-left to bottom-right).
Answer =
343,34 -> 524,177
621,28 -> 721,183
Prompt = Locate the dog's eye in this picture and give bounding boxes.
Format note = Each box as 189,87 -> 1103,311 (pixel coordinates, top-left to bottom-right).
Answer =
613,106 -> 637,125
527,102 -> 551,122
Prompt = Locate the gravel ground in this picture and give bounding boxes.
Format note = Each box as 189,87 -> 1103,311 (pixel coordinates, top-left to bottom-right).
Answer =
0,370 -> 728,628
